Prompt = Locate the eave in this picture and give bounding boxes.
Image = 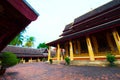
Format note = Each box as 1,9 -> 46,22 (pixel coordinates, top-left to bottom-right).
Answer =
47,18 -> 120,47
0,0 -> 39,52
7,0 -> 39,21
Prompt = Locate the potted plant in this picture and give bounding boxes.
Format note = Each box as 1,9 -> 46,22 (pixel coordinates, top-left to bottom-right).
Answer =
0,52 -> 19,75
106,53 -> 116,66
65,57 -> 70,65
49,59 -> 53,64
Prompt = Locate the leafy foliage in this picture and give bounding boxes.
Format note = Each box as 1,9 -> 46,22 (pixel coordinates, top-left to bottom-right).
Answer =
42,58 -> 47,62
0,52 -> 19,75
37,42 -> 48,49
106,53 -> 116,66
9,30 -> 25,46
65,57 -> 70,65
1,52 -> 19,68
25,36 -> 35,47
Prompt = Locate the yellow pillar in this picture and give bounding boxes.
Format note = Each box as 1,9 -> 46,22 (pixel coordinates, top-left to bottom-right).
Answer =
112,30 -> 120,53
69,40 -> 74,61
61,49 -> 63,61
77,40 -> 81,54
86,36 -> 95,61
21,57 -> 24,61
48,46 -> 51,61
106,32 -> 114,51
29,58 -> 32,63
57,44 -> 61,61
21,57 -> 25,63
91,36 -> 98,53
37,58 -> 40,62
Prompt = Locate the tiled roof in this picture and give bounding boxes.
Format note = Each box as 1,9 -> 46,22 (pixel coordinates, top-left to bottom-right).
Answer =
73,0 -> 120,25
1,45 -> 48,57
47,0 -> 120,46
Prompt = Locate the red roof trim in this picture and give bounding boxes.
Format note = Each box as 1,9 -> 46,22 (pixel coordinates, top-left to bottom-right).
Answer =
7,0 -> 38,21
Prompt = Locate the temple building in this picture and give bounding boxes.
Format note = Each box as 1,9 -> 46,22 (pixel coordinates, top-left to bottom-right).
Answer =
0,0 -> 38,52
47,0 -> 120,65
1,45 -> 48,63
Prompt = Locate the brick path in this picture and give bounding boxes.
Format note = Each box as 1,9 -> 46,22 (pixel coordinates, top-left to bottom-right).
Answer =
0,62 -> 120,80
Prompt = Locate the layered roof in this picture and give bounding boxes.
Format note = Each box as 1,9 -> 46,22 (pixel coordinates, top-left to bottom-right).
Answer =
47,0 -> 120,47
60,23 -> 73,36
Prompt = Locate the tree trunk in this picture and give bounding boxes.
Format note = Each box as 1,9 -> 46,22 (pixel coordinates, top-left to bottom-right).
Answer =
0,66 -> 6,75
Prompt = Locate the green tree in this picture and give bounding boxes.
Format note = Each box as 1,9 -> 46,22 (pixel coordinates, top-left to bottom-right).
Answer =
37,42 -> 48,49
0,52 -> 19,75
24,36 -> 35,47
9,30 -> 25,46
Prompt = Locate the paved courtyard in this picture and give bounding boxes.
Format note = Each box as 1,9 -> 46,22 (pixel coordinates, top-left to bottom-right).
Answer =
0,62 -> 120,80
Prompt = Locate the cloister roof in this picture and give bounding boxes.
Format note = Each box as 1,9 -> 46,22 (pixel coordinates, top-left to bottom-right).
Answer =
1,45 -> 48,58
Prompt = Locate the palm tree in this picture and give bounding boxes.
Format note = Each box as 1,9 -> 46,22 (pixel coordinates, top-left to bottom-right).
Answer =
24,36 -> 35,47
9,30 -> 25,46
37,42 -> 48,49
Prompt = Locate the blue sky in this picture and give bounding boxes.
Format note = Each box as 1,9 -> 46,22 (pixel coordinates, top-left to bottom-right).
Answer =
25,0 -> 112,48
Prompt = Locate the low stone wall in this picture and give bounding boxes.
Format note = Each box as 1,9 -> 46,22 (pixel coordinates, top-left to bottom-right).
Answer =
52,60 -> 60,64
46,59 -> 120,67
70,60 -> 120,67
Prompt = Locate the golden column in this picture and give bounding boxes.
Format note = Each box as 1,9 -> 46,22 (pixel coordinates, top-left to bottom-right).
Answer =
48,46 -> 51,61
91,36 -> 98,53
112,29 -> 120,53
69,40 -> 74,61
106,32 -> 114,52
77,40 -> 81,54
57,44 -> 61,61
60,49 -> 64,61
37,57 -> 40,62
29,58 -> 32,63
21,57 -> 25,63
86,36 -> 95,61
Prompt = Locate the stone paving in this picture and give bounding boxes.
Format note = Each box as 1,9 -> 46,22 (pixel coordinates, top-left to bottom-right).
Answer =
0,62 -> 120,80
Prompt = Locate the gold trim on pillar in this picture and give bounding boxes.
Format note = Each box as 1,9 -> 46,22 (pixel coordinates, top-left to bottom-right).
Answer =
48,46 -> 51,61
86,36 -> 95,61
112,29 -> 120,53
69,40 -> 74,61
